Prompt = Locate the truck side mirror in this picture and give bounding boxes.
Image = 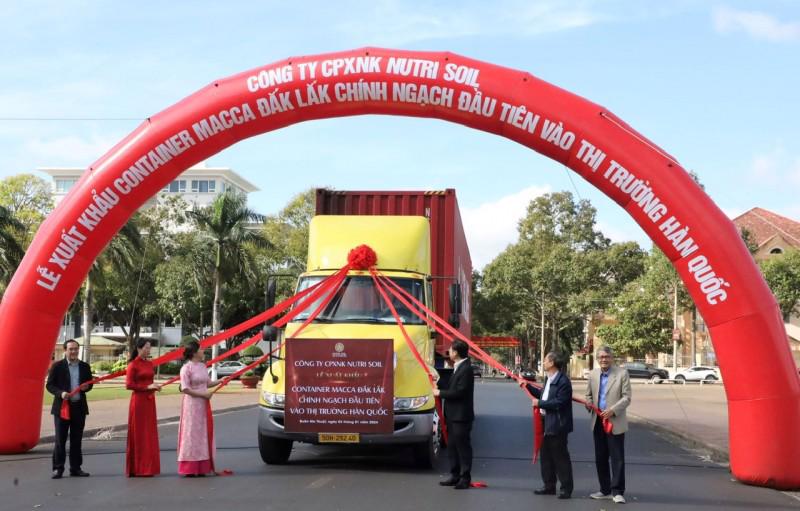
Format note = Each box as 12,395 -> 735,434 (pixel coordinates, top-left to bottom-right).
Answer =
262,324 -> 280,383
265,279 -> 277,309
449,282 -> 462,328
262,324 -> 278,344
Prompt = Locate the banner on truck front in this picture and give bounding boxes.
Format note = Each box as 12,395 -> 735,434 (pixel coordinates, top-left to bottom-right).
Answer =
285,338 -> 394,434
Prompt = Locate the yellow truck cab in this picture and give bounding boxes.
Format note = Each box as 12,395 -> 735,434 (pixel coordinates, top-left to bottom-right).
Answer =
258,216 -> 441,466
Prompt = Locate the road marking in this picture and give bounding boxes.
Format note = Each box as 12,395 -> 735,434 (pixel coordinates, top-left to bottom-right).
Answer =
782,491 -> 800,503
307,476 -> 333,489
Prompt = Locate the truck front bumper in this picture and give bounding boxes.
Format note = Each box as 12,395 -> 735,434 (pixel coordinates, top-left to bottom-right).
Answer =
258,406 -> 435,445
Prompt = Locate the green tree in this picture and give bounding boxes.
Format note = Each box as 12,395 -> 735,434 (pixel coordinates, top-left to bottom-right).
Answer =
258,189 -> 315,300
82,218 -> 144,361
0,174 -> 53,244
595,281 -> 672,358
477,192 -> 645,367
739,227 -> 759,255
261,189 -> 314,270
760,249 -> 800,319
0,204 -> 24,292
188,191 -> 271,375
594,247 -> 692,359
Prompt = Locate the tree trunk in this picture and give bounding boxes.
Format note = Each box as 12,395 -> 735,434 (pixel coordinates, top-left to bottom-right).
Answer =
82,277 -> 93,363
211,243 -> 222,380
539,294 -> 545,374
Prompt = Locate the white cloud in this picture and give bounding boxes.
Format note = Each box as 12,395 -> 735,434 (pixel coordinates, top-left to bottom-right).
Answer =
333,0 -> 606,46
746,144 -> 800,185
721,206 -> 745,220
595,220 -> 641,244
778,204 -> 800,221
24,134 -> 121,168
461,185 -> 551,269
713,6 -> 800,42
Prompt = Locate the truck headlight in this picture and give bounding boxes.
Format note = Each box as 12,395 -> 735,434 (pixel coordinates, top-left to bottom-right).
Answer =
394,395 -> 429,412
262,391 -> 285,408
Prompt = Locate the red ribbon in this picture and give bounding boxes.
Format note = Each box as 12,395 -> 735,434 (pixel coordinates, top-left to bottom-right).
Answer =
533,406 -> 543,463
61,275 -> 332,400
163,267 -> 349,390
369,269 -> 448,444
59,399 -> 70,420
373,270 -> 613,461
212,267 -> 349,392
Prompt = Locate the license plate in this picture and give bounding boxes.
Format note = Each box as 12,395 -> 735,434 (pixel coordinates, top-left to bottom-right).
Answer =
318,433 -> 360,443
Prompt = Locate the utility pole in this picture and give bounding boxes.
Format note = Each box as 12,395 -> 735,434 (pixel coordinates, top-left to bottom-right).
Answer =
672,284 -> 679,373
691,306 -> 697,366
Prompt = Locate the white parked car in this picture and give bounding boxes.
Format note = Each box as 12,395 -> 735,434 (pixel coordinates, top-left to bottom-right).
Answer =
208,361 -> 247,378
674,366 -> 720,382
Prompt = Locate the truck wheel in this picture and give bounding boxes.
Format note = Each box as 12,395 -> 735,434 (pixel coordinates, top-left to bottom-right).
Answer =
258,433 -> 292,464
650,374 -> 663,384
411,434 -> 438,469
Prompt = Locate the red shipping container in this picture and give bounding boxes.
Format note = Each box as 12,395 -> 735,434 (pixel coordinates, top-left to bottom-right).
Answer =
315,189 -> 472,356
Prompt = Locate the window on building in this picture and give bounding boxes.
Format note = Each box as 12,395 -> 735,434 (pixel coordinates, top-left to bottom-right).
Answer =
161,180 -> 186,193
191,180 -> 216,193
55,178 -> 77,193
770,247 -> 784,255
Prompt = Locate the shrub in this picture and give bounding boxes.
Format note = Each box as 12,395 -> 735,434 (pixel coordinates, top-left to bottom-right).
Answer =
253,363 -> 267,378
156,362 -> 182,375
242,345 -> 264,358
111,358 -> 128,373
180,335 -> 199,346
243,370 -> 255,377
90,361 -> 115,373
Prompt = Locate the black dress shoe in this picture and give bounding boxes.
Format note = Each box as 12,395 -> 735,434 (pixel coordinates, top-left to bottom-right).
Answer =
69,470 -> 90,477
454,479 -> 471,490
439,477 -> 459,486
51,470 -> 63,479
557,492 -> 571,499
533,487 -> 556,495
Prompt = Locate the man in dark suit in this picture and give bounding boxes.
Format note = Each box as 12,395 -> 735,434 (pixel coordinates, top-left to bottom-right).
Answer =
46,339 -> 93,479
433,339 -> 474,490
523,351 -> 574,499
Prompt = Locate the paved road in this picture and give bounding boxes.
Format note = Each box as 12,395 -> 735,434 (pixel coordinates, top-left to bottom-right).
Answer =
2,382 -> 797,510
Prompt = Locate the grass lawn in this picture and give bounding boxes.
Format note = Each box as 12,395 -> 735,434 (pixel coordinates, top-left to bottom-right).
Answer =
42,383 -> 183,406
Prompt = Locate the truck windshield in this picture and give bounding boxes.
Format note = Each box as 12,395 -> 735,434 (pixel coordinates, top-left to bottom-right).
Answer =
293,276 -> 426,325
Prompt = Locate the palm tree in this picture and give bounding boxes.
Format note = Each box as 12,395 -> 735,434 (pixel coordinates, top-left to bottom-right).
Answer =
0,205 -> 24,292
82,219 -> 144,362
188,191 -> 270,378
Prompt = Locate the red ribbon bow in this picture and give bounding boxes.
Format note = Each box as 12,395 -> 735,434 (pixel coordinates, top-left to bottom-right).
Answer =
347,244 -> 377,270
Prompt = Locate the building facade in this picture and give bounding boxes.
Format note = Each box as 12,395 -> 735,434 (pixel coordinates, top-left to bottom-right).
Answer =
40,162 -> 259,210
733,207 -> 800,366
41,163 -> 260,361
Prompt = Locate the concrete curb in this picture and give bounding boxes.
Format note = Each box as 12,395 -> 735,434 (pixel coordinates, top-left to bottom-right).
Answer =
628,412 -> 730,465
39,404 -> 258,445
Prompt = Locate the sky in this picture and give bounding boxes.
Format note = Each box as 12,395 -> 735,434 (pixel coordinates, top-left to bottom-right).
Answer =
1,1 -> 798,269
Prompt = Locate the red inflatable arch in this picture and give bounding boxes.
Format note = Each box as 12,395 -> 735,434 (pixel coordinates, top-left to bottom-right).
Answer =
1,48 -> 797,489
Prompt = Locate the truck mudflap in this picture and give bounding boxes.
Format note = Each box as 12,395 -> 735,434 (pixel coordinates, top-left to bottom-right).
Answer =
259,406 -> 436,445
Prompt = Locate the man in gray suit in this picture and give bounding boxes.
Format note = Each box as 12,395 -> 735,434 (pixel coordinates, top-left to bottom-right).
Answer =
584,346 -> 631,504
